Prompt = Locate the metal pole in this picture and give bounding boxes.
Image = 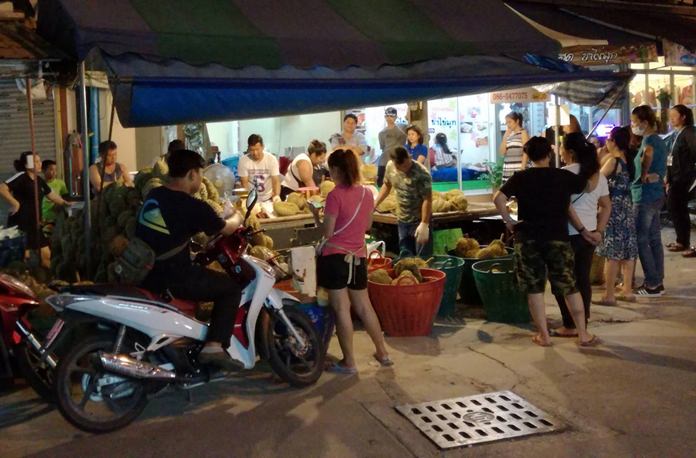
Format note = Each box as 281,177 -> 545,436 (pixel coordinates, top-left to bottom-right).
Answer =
554,95 -> 561,168
25,77 -> 41,257
79,62 -> 92,277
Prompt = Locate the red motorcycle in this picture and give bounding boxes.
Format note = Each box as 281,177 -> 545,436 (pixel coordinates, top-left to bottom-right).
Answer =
0,273 -> 56,400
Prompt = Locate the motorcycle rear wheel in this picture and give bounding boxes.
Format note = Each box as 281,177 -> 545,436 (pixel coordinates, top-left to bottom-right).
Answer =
55,333 -> 148,433
261,306 -> 324,387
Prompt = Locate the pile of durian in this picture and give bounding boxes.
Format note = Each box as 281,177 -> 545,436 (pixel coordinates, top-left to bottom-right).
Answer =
454,236 -> 507,259
271,181 -> 336,218
432,189 -> 468,214
51,159 -> 228,282
367,257 -> 429,286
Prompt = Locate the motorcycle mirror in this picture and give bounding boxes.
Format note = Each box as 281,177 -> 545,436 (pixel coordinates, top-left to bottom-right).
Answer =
244,188 -> 258,222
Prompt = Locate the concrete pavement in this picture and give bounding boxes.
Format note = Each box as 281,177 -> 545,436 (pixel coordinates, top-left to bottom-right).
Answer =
2,236 -> 696,457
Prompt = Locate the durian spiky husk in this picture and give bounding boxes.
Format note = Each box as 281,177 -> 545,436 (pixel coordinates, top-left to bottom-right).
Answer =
368,268 -> 392,285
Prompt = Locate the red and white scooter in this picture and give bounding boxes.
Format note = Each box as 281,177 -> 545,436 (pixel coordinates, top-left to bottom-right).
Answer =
46,189 -> 324,433
0,272 -> 56,400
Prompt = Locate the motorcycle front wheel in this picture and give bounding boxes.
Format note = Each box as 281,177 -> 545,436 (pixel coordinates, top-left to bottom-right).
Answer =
55,333 -> 148,433
15,342 -> 55,402
260,306 -> 325,387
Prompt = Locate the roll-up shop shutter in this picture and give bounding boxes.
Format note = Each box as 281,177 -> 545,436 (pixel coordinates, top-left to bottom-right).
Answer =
0,79 -> 56,181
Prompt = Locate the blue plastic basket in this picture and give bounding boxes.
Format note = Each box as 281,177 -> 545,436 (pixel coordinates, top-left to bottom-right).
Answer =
0,234 -> 25,268
296,303 -> 335,352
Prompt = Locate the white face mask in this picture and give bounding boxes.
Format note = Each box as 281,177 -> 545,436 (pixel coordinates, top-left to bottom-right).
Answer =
631,125 -> 646,136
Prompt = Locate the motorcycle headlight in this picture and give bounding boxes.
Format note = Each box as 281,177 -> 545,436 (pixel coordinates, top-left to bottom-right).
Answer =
45,294 -> 89,312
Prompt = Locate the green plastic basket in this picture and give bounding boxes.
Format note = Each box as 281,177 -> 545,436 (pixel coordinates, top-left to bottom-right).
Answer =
428,255 -> 465,317
472,259 -> 530,323
449,246 -> 513,305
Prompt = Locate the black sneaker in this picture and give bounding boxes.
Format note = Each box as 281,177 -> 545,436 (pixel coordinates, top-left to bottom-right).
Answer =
635,286 -> 664,297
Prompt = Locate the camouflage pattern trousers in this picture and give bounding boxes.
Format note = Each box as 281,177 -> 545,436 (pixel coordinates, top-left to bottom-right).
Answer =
513,240 -> 578,296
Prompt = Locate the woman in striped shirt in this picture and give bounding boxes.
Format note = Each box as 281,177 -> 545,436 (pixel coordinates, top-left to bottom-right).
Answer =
500,112 -> 530,182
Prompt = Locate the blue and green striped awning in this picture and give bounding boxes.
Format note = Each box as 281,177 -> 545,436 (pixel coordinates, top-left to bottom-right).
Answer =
37,0 -> 628,126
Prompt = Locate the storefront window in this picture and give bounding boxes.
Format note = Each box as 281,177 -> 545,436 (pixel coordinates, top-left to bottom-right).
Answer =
457,94 -> 490,165
427,97 -> 459,154
674,74 -> 695,109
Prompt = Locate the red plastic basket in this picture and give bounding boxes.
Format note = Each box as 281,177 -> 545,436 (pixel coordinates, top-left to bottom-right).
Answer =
368,268 -> 446,336
367,250 -> 392,273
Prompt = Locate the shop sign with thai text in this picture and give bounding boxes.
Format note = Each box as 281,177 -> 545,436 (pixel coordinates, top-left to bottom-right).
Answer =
558,43 -> 657,66
490,89 -> 549,104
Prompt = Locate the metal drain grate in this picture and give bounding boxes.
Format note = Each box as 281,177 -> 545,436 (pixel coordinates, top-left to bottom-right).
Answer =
396,390 -> 561,449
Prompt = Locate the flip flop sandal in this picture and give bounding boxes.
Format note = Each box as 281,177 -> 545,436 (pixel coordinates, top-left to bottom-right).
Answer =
326,362 -> 358,375
665,242 -> 679,248
592,298 -> 617,306
682,249 -> 696,258
532,335 -> 552,347
578,335 -> 600,347
373,353 -> 394,367
668,243 -> 687,252
616,295 -> 637,303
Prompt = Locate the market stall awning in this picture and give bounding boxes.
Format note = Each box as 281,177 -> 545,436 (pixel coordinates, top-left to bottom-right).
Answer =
37,0 -> 629,126
505,2 -> 652,48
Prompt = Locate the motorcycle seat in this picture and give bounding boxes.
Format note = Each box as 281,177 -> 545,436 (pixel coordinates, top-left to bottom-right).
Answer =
62,284 -> 199,317
62,284 -> 151,300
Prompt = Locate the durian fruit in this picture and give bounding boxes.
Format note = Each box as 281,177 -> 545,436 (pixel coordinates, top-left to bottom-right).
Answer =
262,234 -> 274,249
320,180 -> 335,197
287,192 -> 307,211
450,194 -> 468,212
141,178 -> 164,200
152,158 -> 169,177
274,201 -> 301,217
444,189 -> 466,201
249,245 -> 276,261
391,270 -> 419,286
308,195 -> 324,204
376,191 -> 397,213
202,176 -> 219,202
432,198 -> 454,213
393,257 -> 426,282
454,237 -> 480,258
134,169 -> 153,194
475,239 -> 507,259
361,164 -> 377,181
368,268 -> 392,285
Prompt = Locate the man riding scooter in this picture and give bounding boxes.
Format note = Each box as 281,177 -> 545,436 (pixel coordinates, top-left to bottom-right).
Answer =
136,149 -> 244,367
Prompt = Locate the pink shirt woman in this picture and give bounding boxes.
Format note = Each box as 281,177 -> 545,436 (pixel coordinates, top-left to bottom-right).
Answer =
310,149 -> 391,374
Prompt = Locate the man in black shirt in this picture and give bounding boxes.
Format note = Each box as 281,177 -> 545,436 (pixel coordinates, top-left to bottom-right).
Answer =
136,149 -> 244,365
494,137 -> 598,347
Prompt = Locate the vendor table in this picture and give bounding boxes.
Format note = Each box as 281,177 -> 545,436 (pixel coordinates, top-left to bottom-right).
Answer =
371,194 -> 506,254
372,201 -> 499,226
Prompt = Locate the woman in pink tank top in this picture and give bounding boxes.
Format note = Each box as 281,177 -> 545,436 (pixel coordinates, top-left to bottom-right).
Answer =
311,149 -> 392,374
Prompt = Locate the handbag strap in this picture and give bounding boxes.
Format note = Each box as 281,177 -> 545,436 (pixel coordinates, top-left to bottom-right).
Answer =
156,240 -> 190,261
333,186 -> 366,236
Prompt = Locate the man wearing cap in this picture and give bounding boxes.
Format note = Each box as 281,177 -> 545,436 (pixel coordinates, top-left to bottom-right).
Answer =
377,107 -> 407,186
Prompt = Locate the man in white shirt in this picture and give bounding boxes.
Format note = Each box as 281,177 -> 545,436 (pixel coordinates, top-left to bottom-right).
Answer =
238,134 -> 280,203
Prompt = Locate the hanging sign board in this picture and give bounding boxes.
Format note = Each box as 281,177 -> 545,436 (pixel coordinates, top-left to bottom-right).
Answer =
559,43 -> 657,66
664,40 -> 696,67
490,88 -> 549,104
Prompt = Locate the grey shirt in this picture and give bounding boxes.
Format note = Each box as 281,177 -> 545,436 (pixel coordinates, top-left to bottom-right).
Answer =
378,126 -> 407,166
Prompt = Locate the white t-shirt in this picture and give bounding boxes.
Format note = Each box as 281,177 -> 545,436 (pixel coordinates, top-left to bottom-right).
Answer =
237,152 -> 280,202
564,163 -> 609,235
282,153 -> 311,191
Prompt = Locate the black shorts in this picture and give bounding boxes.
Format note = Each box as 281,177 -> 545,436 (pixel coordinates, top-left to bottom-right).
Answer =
317,254 -> 367,290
